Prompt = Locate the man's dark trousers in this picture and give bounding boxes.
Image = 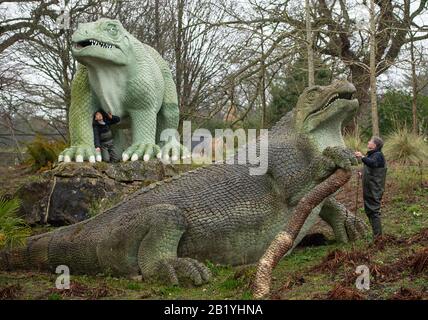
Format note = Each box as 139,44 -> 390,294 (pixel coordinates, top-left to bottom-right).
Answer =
363,165 -> 387,237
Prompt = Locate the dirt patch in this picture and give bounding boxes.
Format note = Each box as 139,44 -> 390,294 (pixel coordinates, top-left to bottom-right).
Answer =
410,248 -> 428,275
369,234 -> 405,251
406,228 -> 428,245
370,248 -> 428,284
270,274 -> 306,299
325,285 -> 366,300
311,249 -> 371,273
0,284 -> 22,300
389,287 -> 428,300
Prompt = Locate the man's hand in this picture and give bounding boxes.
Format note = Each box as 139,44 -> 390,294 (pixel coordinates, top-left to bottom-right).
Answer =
108,112 -> 113,119
95,147 -> 102,162
354,151 -> 364,159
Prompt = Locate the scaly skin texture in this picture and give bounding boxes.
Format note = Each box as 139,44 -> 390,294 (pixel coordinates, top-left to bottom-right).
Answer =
59,19 -> 184,164
1,81 -> 367,286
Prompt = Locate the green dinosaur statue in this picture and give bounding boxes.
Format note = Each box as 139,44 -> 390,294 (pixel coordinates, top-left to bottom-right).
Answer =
1,81 -> 367,286
58,18 -> 183,164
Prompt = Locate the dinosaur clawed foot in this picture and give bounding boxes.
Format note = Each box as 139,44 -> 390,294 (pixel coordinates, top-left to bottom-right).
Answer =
159,141 -> 190,163
152,258 -> 211,286
332,212 -> 369,243
122,143 -> 161,162
344,214 -> 369,242
58,146 -> 101,164
122,142 -> 190,163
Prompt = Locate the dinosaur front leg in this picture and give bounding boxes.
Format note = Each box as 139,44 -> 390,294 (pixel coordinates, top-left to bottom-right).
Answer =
122,109 -> 161,162
137,204 -> 211,286
322,146 -> 359,171
319,197 -> 368,243
59,66 -> 99,163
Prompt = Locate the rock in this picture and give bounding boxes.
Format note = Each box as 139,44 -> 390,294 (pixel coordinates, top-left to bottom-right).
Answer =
15,178 -> 52,225
103,161 -> 167,183
14,161 -> 187,227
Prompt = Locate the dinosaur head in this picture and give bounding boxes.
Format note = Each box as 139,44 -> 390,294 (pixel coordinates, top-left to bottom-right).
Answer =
71,18 -> 132,66
293,80 -> 359,151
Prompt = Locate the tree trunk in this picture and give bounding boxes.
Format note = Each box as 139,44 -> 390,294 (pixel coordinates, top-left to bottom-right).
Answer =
306,0 -> 315,87
4,114 -> 24,162
369,0 -> 380,137
175,0 -> 184,113
410,34 -> 418,135
259,26 -> 267,128
346,65 -> 371,132
154,0 -> 162,54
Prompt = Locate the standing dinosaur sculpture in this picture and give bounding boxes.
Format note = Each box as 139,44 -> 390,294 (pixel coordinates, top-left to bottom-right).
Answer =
58,18 -> 183,164
1,81 -> 367,287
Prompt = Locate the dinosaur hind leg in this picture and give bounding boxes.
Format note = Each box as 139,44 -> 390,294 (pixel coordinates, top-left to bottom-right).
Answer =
320,197 -> 368,243
137,204 -> 211,286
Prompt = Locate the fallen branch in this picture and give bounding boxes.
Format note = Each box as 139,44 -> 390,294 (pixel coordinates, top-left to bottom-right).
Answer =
252,168 -> 352,299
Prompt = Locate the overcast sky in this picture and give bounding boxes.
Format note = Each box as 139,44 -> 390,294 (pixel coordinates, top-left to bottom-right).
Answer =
1,0 -> 427,93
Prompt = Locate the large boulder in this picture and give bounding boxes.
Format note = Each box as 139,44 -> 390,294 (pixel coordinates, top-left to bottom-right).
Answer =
15,161 -> 184,226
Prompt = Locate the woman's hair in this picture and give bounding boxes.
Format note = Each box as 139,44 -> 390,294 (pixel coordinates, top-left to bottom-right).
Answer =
371,136 -> 384,150
94,110 -> 108,120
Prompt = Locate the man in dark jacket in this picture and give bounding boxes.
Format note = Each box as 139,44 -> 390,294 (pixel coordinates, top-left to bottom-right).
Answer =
355,137 -> 387,238
93,110 -> 121,163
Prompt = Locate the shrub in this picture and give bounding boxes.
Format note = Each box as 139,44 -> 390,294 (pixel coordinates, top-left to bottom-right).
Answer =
384,127 -> 428,165
0,197 -> 31,249
26,135 -> 67,171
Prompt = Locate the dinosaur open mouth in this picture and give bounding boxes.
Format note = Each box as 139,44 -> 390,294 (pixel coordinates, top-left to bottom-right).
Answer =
311,91 -> 355,116
73,39 -> 118,50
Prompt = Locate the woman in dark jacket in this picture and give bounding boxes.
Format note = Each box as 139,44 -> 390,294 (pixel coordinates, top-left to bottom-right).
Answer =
93,110 -> 121,163
355,137 -> 387,238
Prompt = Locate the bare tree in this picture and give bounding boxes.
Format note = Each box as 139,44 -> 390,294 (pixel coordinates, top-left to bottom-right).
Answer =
369,0 -> 380,136
0,0 -> 58,53
305,0 -> 315,86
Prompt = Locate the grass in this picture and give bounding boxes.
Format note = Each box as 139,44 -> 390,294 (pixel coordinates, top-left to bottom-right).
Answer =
344,126 -> 365,152
0,165 -> 427,300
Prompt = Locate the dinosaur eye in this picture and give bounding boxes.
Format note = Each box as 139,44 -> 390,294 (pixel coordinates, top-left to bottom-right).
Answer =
106,24 -> 118,36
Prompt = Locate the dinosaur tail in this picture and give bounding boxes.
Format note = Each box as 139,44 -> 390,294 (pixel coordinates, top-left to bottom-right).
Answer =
0,232 -> 53,272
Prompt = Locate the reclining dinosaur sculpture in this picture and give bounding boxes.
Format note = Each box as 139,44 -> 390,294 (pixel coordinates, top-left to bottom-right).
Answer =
58,18 -> 182,164
1,81 -> 366,287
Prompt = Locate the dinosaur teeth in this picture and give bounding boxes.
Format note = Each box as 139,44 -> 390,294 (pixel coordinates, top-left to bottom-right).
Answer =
326,94 -> 339,107
84,40 -> 115,49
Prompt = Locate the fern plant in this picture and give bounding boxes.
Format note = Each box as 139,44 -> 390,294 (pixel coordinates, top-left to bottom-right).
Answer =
0,197 -> 31,249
